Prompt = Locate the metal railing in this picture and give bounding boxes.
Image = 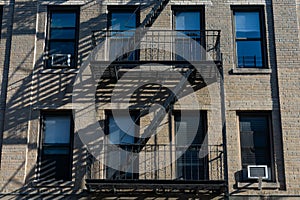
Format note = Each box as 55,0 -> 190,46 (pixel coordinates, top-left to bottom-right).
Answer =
86,144 -> 224,181
238,56 -> 262,68
91,30 -> 221,62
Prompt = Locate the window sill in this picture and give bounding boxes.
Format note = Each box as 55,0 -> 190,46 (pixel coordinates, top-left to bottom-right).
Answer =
39,68 -> 79,74
41,1 -> 86,5
32,179 -> 74,188
231,68 -> 272,74
237,181 -> 280,189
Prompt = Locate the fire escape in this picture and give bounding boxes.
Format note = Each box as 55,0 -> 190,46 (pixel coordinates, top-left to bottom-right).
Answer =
85,0 -> 227,195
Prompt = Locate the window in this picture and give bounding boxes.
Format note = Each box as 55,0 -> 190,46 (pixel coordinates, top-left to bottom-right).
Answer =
106,111 -> 139,180
233,7 -> 266,68
239,113 -> 273,181
175,111 -> 208,180
45,7 -> 79,68
38,111 -> 73,181
108,7 -> 139,61
173,7 -> 204,61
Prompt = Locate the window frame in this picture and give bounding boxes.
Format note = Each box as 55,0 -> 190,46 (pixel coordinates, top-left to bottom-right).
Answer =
104,110 -> 140,180
37,110 -> 74,182
107,6 -> 140,61
45,6 -> 80,69
173,110 -> 208,180
238,111 -> 275,182
172,6 -> 205,61
232,6 -> 268,68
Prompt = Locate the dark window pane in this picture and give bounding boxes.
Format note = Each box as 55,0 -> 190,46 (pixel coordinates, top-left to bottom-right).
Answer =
175,11 -> 200,30
235,12 -> 260,38
51,13 -> 76,27
240,117 -> 268,132
111,13 -> 136,30
237,41 -> 262,67
175,112 -> 207,180
240,131 -> 254,147
49,41 -> 75,55
240,115 -> 271,167
177,149 -> 205,180
43,147 -> 70,155
50,29 -> 76,39
40,154 -> 71,181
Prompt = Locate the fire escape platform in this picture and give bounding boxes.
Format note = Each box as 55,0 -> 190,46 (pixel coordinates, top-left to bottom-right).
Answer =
90,60 -> 222,67
89,60 -> 222,82
85,179 -> 227,193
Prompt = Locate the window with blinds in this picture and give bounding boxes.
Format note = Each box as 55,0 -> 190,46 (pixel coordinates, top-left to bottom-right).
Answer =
239,113 -> 273,181
175,111 -> 208,180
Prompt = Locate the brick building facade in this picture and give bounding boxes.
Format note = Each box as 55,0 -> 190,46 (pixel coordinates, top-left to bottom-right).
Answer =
0,0 -> 299,199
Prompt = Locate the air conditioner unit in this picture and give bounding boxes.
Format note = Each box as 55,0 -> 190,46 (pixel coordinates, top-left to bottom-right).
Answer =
51,54 -> 71,67
247,165 -> 268,179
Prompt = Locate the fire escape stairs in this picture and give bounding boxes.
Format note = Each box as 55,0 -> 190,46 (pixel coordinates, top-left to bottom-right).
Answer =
136,69 -> 193,147
110,68 -> 193,179
141,0 -> 170,28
